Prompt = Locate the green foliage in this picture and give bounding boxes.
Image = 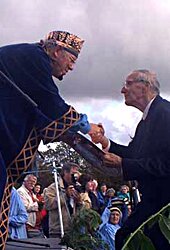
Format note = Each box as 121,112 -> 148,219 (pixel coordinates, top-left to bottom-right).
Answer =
159,214 -> 170,244
122,203 -> 170,250
36,142 -> 90,188
61,208 -> 109,250
126,230 -> 155,250
39,141 -> 91,170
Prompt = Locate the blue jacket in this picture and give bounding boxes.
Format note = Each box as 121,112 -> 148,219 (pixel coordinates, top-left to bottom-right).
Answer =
9,187 -> 28,239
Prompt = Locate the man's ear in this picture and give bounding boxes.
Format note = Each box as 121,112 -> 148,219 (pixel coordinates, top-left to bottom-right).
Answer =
142,84 -> 148,94
53,45 -> 63,58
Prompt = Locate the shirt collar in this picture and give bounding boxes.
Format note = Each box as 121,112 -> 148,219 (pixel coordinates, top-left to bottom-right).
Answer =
22,184 -> 32,194
142,97 -> 156,120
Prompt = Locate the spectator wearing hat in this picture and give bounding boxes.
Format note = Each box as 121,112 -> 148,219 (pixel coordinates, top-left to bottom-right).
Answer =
110,197 -> 130,225
105,188 -> 116,207
98,207 -> 121,250
100,197 -> 128,229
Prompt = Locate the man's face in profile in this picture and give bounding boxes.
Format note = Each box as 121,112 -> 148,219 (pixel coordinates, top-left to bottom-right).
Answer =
52,48 -> 77,80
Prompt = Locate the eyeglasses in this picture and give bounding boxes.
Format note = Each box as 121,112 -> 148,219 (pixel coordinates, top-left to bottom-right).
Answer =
123,79 -> 149,88
123,80 -> 136,87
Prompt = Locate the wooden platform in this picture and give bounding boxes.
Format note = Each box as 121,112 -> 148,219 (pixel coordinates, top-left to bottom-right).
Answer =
5,238 -> 73,250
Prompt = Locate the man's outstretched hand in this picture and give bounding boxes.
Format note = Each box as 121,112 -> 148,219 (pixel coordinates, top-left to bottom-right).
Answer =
89,123 -> 109,148
103,151 -> 122,167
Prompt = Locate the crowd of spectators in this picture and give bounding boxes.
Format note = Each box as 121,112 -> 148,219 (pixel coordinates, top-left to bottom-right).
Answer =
8,162 -> 139,250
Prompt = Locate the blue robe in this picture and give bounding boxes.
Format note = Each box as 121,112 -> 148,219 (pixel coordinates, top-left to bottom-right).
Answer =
0,43 -> 70,167
0,43 -> 88,202
0,42 -> 90,249
99,222 -> 120,250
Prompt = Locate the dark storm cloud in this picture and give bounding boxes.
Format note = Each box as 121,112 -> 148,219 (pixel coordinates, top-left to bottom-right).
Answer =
1,0 -> 170,100
59,0 -> 170,99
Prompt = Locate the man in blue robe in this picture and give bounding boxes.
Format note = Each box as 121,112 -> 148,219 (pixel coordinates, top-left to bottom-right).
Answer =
0,30 -> 99,249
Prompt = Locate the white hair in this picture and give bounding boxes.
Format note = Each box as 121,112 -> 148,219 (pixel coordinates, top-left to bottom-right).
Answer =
130,69 -> 160,94
23,174 -> 37,182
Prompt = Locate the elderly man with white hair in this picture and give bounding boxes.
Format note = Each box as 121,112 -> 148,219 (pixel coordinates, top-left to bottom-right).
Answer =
17,174 -> 44,238
90,70 -> 170,250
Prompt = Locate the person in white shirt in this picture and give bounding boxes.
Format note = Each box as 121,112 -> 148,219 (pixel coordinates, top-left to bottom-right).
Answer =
17,174 -> 44,238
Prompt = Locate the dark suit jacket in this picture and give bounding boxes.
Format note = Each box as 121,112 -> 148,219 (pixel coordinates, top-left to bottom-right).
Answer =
109,95 -> 170,230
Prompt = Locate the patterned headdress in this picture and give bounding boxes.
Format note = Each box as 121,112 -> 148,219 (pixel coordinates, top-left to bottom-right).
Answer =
43,31 -> 84,57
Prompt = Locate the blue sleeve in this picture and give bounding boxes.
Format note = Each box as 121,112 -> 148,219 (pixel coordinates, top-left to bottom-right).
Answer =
9,213 -> 28,227
68,114 -> 91,134
0,44 -> 70,121
9,188 -> 28,227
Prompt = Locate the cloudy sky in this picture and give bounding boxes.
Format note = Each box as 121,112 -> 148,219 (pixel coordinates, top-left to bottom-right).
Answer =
1,0 -> 170,147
